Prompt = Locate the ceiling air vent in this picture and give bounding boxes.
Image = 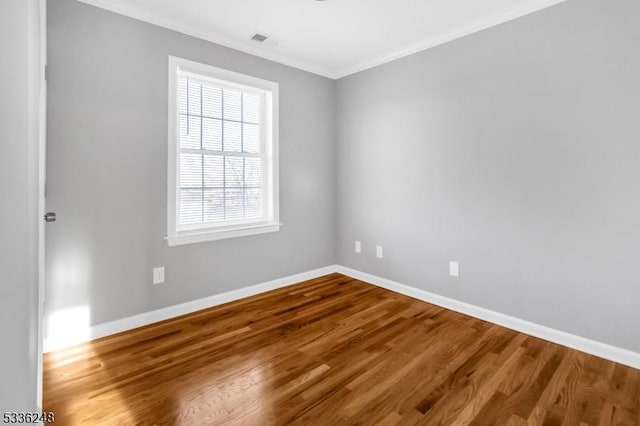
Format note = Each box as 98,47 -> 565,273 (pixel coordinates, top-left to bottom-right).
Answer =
251,33 -> 268,42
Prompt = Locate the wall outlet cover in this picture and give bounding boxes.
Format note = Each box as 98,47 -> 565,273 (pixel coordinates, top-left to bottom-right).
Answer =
153,267 -> 165,285
449,261 -> 459,277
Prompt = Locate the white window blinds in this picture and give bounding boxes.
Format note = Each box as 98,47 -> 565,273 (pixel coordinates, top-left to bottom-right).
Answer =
177,73 -> 266,227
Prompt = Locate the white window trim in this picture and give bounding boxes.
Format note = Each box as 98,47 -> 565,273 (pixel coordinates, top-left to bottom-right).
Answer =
167,56 -> 280,246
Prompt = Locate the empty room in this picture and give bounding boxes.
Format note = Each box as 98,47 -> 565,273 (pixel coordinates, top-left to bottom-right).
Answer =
2,0 -> 640,424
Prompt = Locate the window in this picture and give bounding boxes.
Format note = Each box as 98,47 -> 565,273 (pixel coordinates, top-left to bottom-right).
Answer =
167,56 -> 279,246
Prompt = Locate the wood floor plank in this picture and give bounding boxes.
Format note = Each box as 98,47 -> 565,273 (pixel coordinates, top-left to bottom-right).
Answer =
44,274 -> 640,425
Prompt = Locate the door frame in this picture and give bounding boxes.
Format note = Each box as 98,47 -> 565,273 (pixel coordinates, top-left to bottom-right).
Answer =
36,0 -> 47,410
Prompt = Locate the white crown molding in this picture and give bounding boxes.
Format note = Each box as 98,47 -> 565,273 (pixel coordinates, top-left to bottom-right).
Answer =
333,0 -> 570,78
77,0 -> 569,80
336,266 -> 640,370
76,0 -> 339,79
44,265 -> 339,352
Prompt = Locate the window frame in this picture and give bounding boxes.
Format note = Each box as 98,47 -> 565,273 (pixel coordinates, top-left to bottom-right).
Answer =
167,56 -> 280,246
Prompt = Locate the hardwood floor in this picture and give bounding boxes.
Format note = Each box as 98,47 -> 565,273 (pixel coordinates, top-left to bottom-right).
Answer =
44,273 -> 640,425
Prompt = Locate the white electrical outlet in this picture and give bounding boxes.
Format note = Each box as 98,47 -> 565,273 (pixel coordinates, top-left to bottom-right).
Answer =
376,245 -> 383,259
449,261 -> 459,277
153,267 -> 165,285
355,241 -> 362,253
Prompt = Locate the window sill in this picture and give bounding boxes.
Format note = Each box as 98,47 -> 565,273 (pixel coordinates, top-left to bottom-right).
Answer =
167,222 -> 281,246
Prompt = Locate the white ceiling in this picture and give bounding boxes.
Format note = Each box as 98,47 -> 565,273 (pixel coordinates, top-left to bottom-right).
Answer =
78,0 -> 568,79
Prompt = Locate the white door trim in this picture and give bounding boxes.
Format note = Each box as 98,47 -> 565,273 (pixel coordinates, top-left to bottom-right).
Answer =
36,0 -> 47,410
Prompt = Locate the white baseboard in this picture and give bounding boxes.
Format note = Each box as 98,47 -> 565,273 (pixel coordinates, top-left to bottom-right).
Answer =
43,265 -> 339,353
336,266 -> 640,370
45,263 -> 640,371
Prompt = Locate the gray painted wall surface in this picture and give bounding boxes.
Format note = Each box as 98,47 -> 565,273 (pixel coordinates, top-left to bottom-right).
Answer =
337,0 -> 640,352
0,0 -> 40,411
46,0 -> 336,332
47,0 -> 640,356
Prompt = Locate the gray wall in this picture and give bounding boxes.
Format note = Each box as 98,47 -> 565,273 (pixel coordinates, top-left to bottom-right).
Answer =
0,0 -> 41,412
46,0 -> 336,334
47,0 -> 640,355
337,0 -> 640,352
